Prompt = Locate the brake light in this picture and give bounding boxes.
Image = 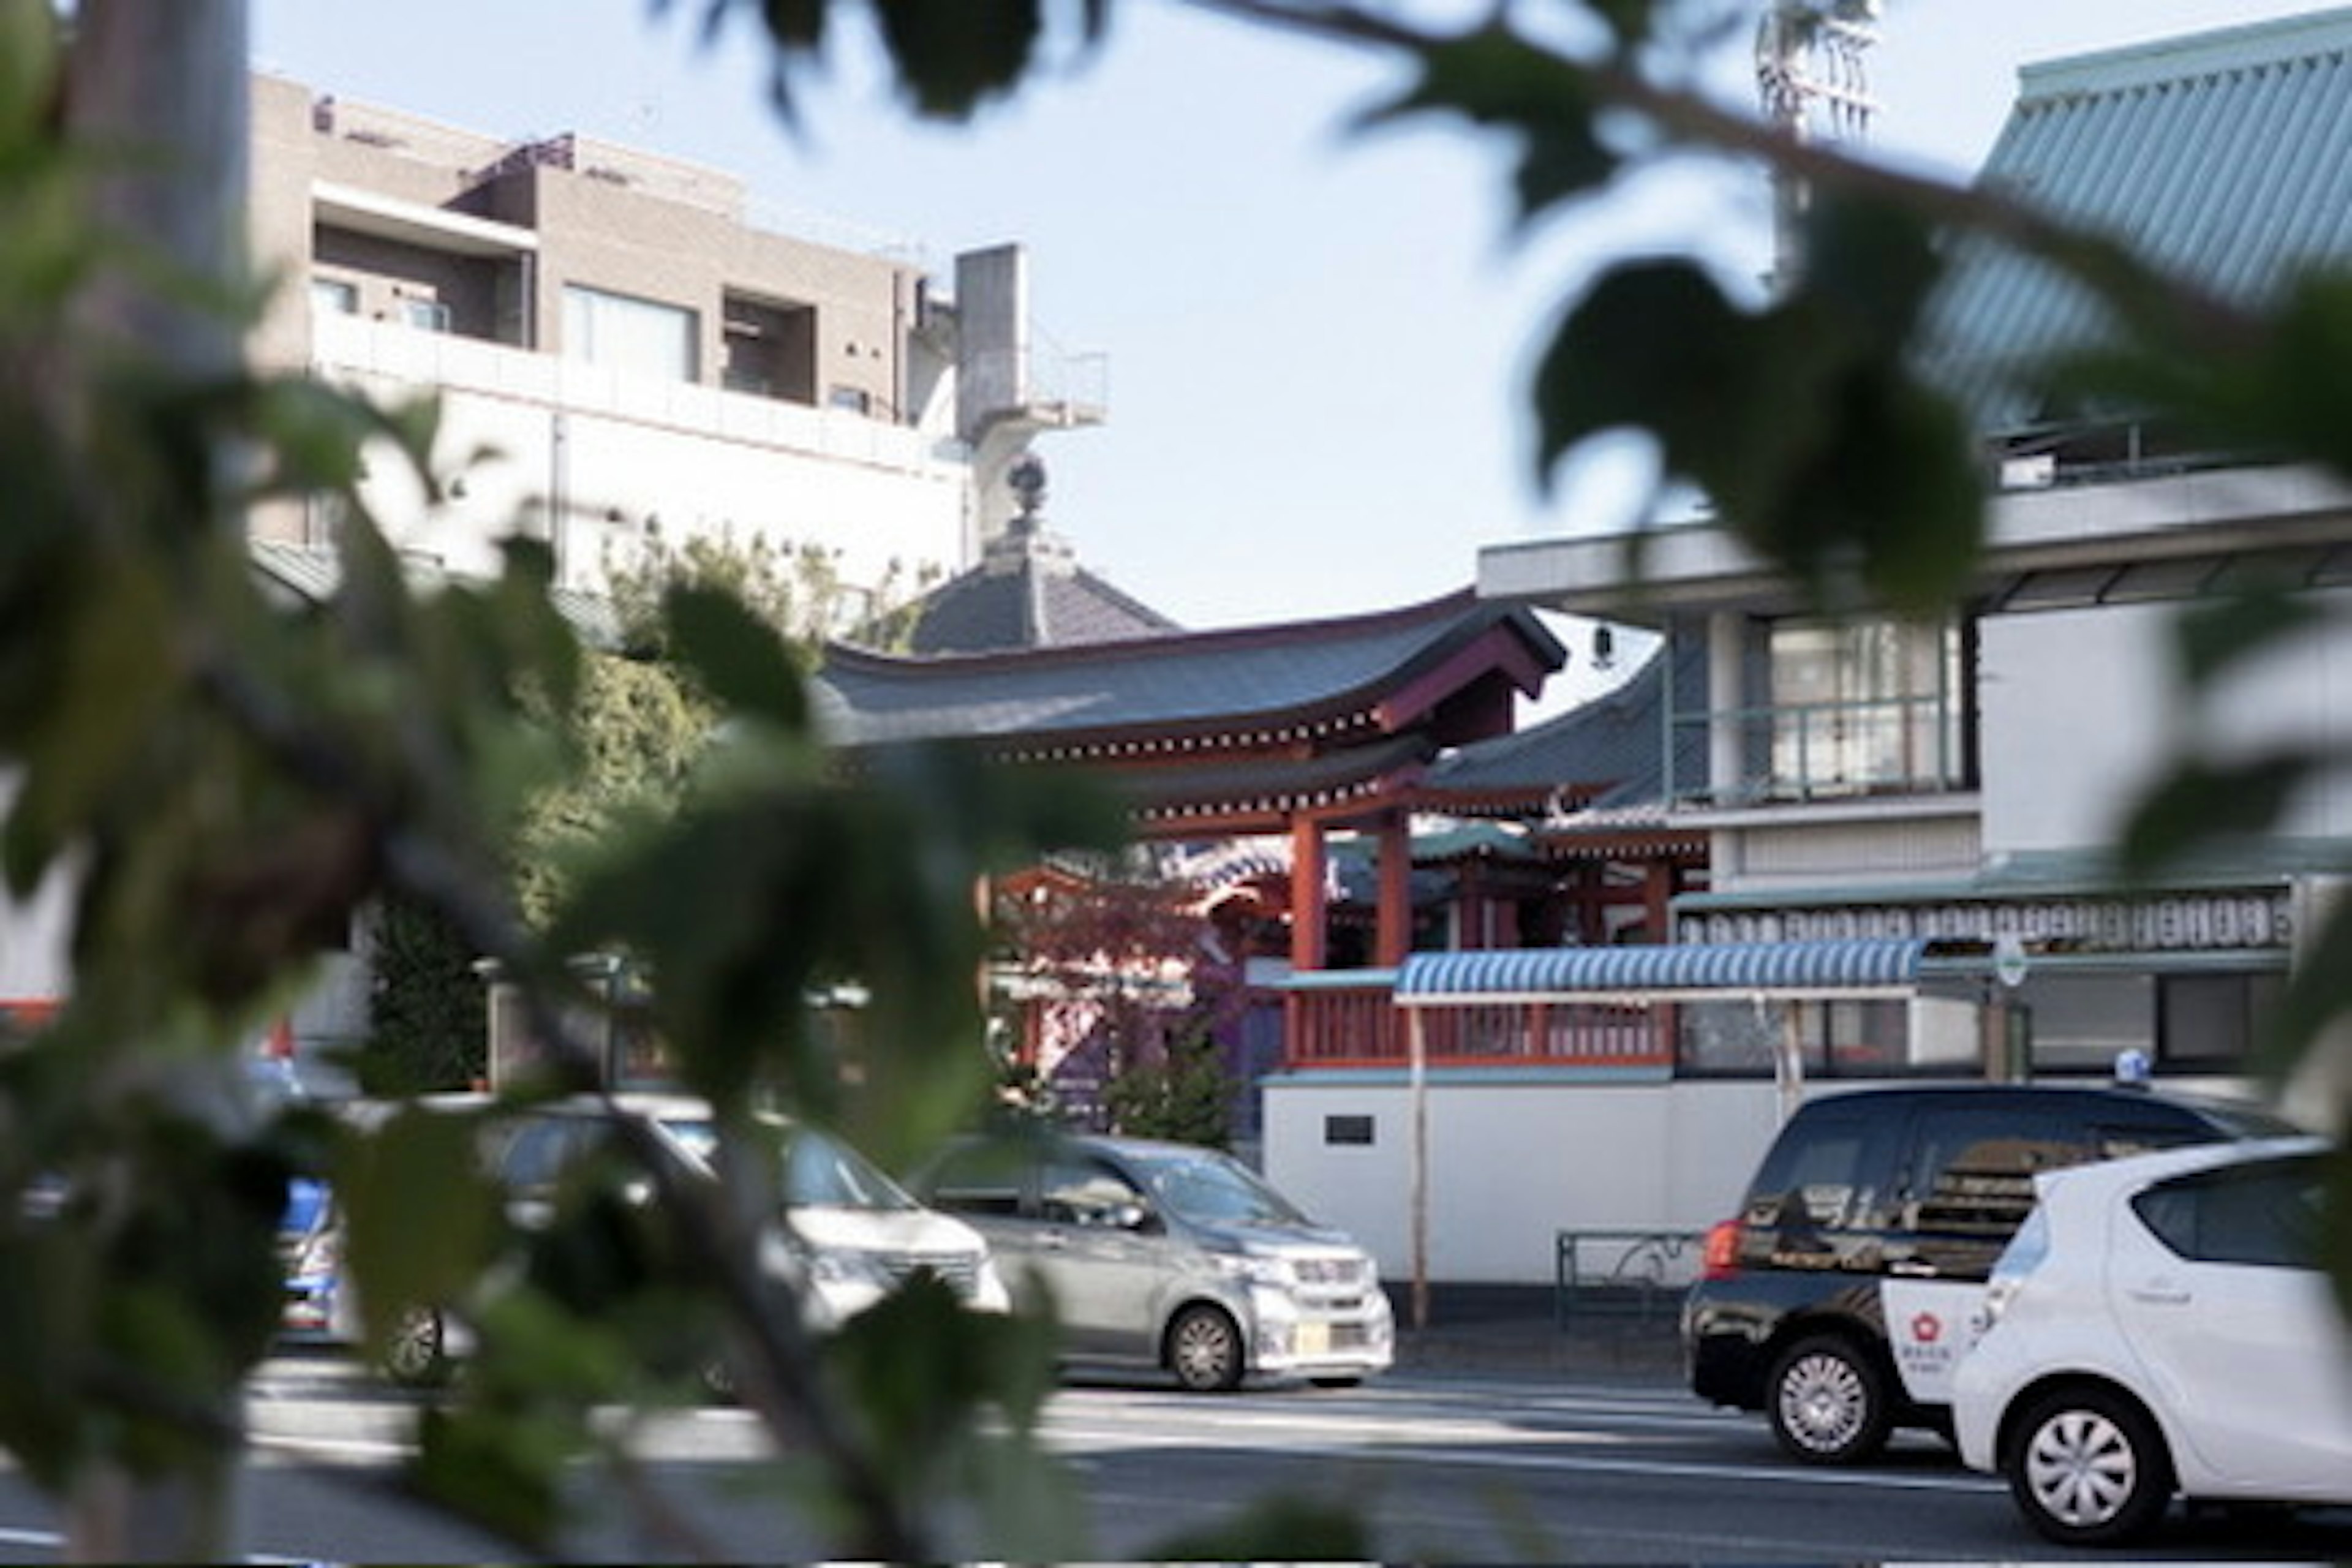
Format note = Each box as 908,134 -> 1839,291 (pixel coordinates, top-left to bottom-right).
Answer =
1700,1218 -> 1744,1281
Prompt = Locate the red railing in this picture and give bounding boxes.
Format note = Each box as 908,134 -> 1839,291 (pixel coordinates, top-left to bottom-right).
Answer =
1280,978 -> 1672,1071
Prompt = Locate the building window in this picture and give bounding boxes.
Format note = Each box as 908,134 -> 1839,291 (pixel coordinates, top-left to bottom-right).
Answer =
1761,617 -> 1966,798
720,292 -> 815,403
2157,971 -> 2277,1068
310,277 -> 358,316
398,295 -> 451,333
2020,970 -> 2274,1076
1675,997 -> 1912,1076
562,284 -> 698,383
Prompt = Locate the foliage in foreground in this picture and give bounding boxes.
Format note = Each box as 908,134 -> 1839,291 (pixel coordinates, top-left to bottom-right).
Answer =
4,0 -> 2351,1560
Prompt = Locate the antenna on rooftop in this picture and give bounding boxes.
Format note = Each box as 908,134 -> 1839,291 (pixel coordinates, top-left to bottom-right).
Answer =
1756,0 -> 1884,294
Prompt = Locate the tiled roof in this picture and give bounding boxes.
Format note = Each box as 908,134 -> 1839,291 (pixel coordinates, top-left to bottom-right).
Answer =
1110,733 -> 1435,827
248,538 -> 624,649
1926,8 -> 2352,436
1421,638 -> 1705,816
899,556 -> 1180,655
813,589 -> 1566,752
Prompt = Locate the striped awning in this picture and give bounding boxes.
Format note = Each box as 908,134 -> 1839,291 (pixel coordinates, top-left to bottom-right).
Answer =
1393,939 -> 1932,1005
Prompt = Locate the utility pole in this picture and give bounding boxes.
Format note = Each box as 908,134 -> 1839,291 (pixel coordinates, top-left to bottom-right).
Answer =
60,4 -> 252,1561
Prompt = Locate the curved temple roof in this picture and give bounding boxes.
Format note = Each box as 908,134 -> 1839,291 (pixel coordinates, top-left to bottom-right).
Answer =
813,589 -> 1566,758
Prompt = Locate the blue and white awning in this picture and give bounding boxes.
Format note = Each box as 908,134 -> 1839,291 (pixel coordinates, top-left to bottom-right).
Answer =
1393,939 -> 1933,1005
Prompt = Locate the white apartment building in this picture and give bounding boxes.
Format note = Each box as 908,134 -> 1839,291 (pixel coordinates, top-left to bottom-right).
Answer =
3,74 -> 1107,1058
247,74 -> 1103,610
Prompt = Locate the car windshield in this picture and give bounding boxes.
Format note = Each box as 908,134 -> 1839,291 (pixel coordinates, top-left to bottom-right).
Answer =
657,1113 -> 919,1213
1129,1148 -> 1313,1229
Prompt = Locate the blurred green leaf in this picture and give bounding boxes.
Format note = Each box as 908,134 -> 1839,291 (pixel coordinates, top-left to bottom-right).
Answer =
872,0 -> 1044,118
2116,749 -> 2317,878
1363,26 -> 1612,226
1536,199 -> 1981,617
664,580 -> 807,731
2172,582 -> 2329,691
341,1104 -> 504,1356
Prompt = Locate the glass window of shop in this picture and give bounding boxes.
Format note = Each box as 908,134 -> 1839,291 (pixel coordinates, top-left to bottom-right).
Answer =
1675,997 -> 1913,1076
2021,971 -> 2273,1074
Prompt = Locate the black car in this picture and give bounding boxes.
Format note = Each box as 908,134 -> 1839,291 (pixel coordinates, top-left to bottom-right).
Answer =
1682,1083 -> 2300,1465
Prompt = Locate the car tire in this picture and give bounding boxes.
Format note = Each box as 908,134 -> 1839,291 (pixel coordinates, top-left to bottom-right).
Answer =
1767,1334 -> 1891,1464
1167,1304 -> 1245,1393
2005,1384 -> 2174,1547
380,1304 -> 452,1389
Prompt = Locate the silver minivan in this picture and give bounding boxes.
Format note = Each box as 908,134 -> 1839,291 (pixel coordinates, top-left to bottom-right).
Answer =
911,1131 -> 1393,1391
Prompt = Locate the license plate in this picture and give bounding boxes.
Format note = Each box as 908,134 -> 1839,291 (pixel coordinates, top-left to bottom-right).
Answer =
1294,1321 -> 1330,1357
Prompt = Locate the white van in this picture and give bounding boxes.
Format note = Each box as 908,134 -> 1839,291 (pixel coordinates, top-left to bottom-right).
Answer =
282,1093 -> 1008,1384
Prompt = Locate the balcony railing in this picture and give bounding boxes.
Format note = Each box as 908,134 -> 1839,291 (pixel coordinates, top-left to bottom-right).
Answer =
1280,974 -> 1672,1072
1669,693 -> 1966,804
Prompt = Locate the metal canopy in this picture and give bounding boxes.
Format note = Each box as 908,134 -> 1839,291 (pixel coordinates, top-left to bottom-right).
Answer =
1393,938 -> 1934,1006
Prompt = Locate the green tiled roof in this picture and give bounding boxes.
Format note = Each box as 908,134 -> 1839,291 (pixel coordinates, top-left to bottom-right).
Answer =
1926,7 -> 2352,437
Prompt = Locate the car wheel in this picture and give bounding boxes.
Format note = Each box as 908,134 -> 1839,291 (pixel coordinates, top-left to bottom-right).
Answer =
380,1305 -> 451,1389
1166,1304 -> 1245,1393
2005,1385 -> 2174,1547
1767,1334 -> 1891,1464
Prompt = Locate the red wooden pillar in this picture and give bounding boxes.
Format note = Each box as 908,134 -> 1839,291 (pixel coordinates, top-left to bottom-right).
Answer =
1457,859 -> 1488,951
1643,859 -> 1678,946
1289,815 -> 1328,972
1376,810 -> 1412,968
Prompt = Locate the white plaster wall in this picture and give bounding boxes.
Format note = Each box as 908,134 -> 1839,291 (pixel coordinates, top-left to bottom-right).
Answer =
1981,591 -> 2352,857
1264,1077 -> 1789,1284
319,318 -> 971,600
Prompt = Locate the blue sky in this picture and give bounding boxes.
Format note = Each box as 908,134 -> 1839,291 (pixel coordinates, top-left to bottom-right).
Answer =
252,1 -> 2327,632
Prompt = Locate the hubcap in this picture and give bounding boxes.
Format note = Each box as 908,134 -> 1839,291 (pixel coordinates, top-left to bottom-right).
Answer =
2025,1409 -> 2138,1528
1779,1353 -> 1864,1452
386,1307 -> 442,1383
1173,1315 -> 1235,1387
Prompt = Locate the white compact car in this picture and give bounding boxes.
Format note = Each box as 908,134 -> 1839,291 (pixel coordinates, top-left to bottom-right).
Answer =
1951,1135 -> 2352,1546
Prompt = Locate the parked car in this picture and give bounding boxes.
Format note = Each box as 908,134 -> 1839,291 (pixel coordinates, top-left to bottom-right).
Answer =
282,1092 -> 1008,1385
1682,1083 -> 2301,1464
1951,1136 -> 2352,1545
908,1129 -> 1393,1392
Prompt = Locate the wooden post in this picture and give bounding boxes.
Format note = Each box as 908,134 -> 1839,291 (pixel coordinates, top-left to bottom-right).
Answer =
1289,816 -> 1327,972
1408,1003 -> 1430,1332
1376,810 -> 1412,968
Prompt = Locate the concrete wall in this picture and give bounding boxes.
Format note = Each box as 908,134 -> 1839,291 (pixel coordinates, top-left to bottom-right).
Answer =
1981,589 -> 2352,856
1262,1074 -> 1789,1285
314,316 -> 967,599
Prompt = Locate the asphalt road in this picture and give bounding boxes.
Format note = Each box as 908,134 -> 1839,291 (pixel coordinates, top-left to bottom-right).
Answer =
0,1349 -> 2345,1562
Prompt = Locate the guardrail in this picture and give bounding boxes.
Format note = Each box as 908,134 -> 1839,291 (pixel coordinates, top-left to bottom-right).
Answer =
1553,1228 -> 1705,1330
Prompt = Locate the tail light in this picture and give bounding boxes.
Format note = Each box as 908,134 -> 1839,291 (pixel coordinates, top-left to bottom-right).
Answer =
1700,1217 -> 1744,1281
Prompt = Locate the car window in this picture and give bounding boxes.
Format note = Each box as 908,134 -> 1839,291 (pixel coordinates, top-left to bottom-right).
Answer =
1128,1148 -> 1312,1229
499,1118 -> 594,1194
2089,1115 -> 2225,1160
1039,1155 -> 1145,1226
922,1142 -> 1027,1218
1904,1107 -> 2073,1234
778,1126 -> 919,1212
1745,1112 -> 1897,1232
2133,1154 -> 2324,1269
